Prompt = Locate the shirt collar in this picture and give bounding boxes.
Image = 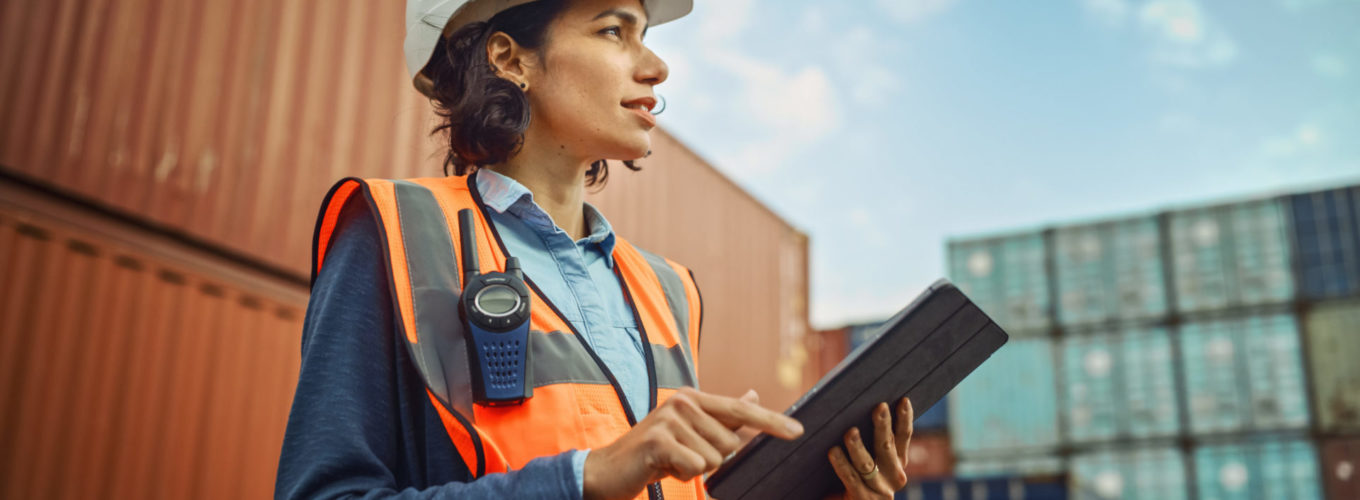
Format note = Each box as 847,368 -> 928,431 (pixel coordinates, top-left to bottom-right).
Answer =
474,169 -> 618,267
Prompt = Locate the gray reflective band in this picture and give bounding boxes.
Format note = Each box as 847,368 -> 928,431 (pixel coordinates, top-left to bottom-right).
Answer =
531,331 -> 696,389
530,331 -> 611,386
636,248 -> 696,377
392,180 -> 477,421
651,343 -> 699,389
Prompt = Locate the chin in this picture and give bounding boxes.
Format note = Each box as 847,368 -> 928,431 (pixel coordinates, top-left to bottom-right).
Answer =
602,135 -> 652,161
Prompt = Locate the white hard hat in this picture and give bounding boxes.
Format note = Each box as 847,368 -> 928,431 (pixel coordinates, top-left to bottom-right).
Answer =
405,0 -> 692,94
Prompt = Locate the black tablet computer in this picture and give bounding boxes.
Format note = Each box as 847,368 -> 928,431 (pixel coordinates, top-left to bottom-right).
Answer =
704,279 -> 1010,500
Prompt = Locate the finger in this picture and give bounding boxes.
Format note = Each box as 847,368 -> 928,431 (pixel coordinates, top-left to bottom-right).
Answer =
828,446 -> 872,499
872,402 -> 907,491
657,436 -> 711,481
691,389 -> 803,439
722,389 -> 760,432
843,427 -> 876,481
740,389 -> 759,404
895,397 -> 914,470
671,390 -> 744,455
669,415 -> 727,472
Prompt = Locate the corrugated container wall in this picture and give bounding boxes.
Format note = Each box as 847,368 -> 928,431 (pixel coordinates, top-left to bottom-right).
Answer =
950,338 -> 1060,454
1304,300 -> 1360,433
948,233 -> 1052,336
1290,187 -> 1360,300
1178,313 -> 1310,434
1061,327 -> 1180,444
1053,216 -> 1167,327
897,475 -> 1070,500
1168,199 -> 1295,313
0,185 -> 307,500
954,455 -> 1065,479
1321,438 -> 1360,500
0,0 -> 444,276
1192,437 -> 1322,500
1069,446 -> 1188,500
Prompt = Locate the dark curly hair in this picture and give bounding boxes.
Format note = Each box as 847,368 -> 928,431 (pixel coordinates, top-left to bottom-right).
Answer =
423,0 -> 642,187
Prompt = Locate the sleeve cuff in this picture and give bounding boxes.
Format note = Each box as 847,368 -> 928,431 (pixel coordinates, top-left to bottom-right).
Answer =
572,448 -> 590,498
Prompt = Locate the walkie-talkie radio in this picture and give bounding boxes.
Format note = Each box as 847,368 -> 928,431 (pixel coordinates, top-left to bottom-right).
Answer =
458,209 -> 533,405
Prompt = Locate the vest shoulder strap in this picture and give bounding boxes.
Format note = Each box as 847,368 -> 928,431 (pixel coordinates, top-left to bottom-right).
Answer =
623,243 -> 704,376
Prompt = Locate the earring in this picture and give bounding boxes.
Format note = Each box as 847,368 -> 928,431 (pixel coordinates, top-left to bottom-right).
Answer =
519,82 -> 526,89
650,94 -> 666,115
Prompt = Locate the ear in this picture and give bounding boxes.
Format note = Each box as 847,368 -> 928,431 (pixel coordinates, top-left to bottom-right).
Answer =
486,31 -> 535,88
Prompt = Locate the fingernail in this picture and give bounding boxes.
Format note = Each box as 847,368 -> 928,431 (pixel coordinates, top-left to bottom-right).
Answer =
787,420 -> 804,435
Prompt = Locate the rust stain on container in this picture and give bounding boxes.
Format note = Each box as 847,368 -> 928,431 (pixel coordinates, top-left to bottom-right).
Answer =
0,186 -> 306,499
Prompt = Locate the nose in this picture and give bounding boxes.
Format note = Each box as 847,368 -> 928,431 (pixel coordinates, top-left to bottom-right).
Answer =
636,46 -> 669,86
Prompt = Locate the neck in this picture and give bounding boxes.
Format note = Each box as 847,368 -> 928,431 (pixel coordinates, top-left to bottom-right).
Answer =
485,126 -> 593,240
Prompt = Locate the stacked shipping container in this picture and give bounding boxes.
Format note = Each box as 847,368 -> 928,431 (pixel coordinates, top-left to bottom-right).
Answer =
938,183 -> 1360,499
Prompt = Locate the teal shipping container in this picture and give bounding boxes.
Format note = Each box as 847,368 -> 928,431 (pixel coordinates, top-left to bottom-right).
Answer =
951,338 -> 1060,453
1193,438 -> 1321,500
1061,327 -> 1179,443
948,233 -> 1052,335
1169,199 -> 1295,313
954,454 -> 1065,479
1070,446 -> 1188,500
1179,314 -> 1310,434
1053,217 -> 1167,326
1304,300 -> 1360,433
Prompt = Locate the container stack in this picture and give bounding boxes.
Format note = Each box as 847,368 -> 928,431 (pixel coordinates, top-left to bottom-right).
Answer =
939,183 -> 1360,499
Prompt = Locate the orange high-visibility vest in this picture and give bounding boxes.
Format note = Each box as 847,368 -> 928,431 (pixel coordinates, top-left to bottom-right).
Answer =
311,173 -> 705,500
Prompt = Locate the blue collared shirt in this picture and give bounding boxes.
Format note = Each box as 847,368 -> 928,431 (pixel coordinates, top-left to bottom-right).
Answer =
475,169 -> 652,488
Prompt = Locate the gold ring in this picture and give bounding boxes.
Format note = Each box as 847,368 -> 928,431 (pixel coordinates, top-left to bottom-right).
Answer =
858,464 -> 878,481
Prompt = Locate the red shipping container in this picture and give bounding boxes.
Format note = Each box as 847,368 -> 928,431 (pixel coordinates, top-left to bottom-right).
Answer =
1323,438 -> 1360,500
904,432 -> 956,480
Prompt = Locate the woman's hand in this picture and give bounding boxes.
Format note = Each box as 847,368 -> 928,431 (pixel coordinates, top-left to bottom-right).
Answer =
582,387 -> 804,500
826,398 -> 914,500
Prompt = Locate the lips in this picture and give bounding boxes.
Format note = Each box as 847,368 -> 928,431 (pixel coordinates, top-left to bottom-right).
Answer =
622,97 -> 657,127
622,97 -> 657,113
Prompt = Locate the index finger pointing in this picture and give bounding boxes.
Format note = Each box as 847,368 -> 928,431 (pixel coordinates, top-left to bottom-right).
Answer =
692,390 -> 804,440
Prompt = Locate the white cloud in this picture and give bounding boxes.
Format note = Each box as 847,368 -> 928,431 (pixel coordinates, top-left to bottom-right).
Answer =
1261,123 -> 1325,158
1081,0 -> 1132,26
1312,54 -> 1348,77
876,0 -> 963,25
650,0 -> 845,179
832,26 -> 905,106
1137,0 -> 1239,68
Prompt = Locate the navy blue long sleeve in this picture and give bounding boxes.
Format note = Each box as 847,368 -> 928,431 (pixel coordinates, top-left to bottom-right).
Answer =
274,194 -> 582,499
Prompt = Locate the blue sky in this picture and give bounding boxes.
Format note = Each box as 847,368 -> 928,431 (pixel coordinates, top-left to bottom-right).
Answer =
641,0 -> 1360,328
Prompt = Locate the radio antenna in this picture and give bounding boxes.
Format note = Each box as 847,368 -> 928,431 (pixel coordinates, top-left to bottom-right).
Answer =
458,209 -> 480,284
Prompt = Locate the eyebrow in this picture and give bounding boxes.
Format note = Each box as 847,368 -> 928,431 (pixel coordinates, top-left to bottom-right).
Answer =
592,8 -> 649,38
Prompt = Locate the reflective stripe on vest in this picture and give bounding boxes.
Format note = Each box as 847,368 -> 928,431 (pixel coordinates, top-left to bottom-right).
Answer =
311,174 -> 705,500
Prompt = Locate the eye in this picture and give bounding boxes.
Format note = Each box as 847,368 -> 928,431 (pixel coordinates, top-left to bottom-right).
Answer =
599,26 -> 622,38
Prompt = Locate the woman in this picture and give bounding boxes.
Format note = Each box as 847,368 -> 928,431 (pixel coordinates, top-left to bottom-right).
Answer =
275,0 -> 915,498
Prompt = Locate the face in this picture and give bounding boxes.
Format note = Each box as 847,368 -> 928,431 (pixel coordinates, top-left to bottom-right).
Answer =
516,0 -> 669,162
